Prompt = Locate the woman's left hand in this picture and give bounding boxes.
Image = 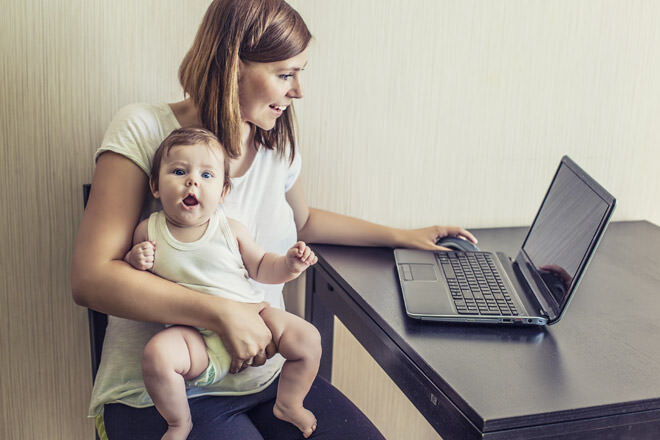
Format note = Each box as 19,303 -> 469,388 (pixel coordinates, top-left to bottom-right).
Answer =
395,225 -> 477,250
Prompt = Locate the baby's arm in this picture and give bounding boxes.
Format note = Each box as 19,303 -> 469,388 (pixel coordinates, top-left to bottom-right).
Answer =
123,219 -> 155,271
228,218 -> 317,284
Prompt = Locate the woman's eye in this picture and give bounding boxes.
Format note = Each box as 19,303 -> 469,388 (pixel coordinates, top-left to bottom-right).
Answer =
279,74 -> 294,80
201,172 -> 212,179
173,169 -> 185,176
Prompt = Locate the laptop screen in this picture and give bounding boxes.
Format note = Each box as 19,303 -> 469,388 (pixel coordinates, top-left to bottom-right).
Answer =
522,162 -> 611,307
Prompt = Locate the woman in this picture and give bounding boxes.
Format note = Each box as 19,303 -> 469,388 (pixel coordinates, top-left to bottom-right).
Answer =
71,0 -> 476,438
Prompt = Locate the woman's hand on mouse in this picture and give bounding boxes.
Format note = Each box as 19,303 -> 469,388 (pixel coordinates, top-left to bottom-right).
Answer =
394,225 -> 477,250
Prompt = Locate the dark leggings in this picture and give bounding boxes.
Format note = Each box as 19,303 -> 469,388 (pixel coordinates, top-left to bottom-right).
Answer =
103,375 -> 384,439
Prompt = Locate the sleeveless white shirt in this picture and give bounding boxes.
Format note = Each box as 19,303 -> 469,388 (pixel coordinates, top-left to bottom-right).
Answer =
148,207 -> 264,304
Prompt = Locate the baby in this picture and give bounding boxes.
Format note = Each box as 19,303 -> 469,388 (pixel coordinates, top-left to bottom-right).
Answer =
124,128 -> 320,439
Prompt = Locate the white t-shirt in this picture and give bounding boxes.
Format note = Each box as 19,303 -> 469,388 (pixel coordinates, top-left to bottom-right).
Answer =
88,103 -> 301,416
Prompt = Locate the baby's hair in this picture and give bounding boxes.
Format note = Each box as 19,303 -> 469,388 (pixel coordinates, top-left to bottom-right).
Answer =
150,127 -> 231,194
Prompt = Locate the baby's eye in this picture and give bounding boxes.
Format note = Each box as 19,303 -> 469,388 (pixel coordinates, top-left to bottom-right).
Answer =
173,169 -> 185,176
201,171 -> 213,179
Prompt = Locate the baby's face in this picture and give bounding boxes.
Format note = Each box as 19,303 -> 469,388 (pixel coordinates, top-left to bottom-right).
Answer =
153,143 -> 226,228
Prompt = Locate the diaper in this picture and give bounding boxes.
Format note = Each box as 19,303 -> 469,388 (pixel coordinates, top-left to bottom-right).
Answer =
186,329 -> 231,387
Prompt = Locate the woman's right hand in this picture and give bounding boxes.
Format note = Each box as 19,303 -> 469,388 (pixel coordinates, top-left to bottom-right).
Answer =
212,300 -> 277,373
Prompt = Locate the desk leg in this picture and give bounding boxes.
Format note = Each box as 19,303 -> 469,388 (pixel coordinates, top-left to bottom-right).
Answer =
305,268 -> 334,381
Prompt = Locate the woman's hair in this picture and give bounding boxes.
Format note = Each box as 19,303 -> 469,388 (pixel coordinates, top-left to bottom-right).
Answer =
178,0 -> 311,163
150,128 -> 231,195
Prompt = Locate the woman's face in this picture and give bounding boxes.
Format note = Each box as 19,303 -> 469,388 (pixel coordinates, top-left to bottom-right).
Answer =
238,48 -> 308,131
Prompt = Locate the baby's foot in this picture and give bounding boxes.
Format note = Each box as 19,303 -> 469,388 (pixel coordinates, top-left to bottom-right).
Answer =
161,420 -> 193,440
273,402 -> 318,438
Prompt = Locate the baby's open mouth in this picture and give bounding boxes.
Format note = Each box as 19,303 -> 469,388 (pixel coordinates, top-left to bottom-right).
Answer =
182,194 -> 199,206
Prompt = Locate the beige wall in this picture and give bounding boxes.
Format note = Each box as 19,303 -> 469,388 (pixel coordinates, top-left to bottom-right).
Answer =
293,0 -> 660,228
2,1 -> 659,439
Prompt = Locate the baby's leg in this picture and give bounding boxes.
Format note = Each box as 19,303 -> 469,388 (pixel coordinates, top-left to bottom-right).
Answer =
260,308 -> 322,438
142,326 -> 209,440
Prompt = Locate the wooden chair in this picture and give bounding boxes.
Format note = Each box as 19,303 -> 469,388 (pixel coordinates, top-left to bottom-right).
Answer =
83,184 -> 108,383
82,184 -> 108,440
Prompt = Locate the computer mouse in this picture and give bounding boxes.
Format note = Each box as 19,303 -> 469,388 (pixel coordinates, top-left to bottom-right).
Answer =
436,236 -> 480,252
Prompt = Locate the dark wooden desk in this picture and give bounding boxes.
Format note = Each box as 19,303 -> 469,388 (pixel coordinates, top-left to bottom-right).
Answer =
305,221 -> 660,439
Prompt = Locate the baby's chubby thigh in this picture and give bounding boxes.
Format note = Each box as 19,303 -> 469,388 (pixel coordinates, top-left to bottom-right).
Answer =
259,308 -> 322,361
142,325 -> 213,385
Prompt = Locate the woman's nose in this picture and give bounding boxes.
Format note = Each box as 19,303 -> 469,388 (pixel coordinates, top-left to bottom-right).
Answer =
288,78 -> 304,99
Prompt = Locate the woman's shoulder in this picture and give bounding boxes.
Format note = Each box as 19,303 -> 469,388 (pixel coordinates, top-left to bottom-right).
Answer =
108,103 -> 176,136
97,103 -> 177,174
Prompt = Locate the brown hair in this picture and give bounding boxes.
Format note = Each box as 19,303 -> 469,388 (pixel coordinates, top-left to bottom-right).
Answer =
178,0 -> 311,163
150,128 -> 231,195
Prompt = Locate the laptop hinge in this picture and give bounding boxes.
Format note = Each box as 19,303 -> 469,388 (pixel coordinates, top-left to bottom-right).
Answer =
514,251 -> 560,321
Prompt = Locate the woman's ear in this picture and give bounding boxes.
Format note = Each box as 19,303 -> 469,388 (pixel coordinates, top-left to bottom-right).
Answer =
237,59 -> 245,82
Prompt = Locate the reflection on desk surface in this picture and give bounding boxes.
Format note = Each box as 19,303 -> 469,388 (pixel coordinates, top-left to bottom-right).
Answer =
405,320 -> 548,344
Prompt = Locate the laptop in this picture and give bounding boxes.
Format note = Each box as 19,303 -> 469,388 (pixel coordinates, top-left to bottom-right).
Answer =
394,155 -> 616,325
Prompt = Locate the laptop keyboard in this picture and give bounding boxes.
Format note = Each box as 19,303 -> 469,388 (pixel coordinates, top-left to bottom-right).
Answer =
436,252 -> 519,316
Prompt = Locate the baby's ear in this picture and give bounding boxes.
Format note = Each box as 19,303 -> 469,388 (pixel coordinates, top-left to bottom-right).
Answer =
149,179 -> 160,199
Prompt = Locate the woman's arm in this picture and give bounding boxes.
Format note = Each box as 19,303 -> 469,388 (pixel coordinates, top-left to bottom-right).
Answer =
285,180 -> 477,250
71,152 -> 273,371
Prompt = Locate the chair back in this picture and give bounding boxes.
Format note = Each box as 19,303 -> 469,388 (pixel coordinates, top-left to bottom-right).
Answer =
82,184 -> 108,383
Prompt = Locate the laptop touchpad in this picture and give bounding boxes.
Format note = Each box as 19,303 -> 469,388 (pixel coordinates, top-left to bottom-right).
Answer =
410,264 -> 437,281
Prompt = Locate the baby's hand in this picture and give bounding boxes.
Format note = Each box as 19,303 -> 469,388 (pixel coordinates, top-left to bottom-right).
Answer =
124,241 -> 156,271
285,241 -> 318,275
